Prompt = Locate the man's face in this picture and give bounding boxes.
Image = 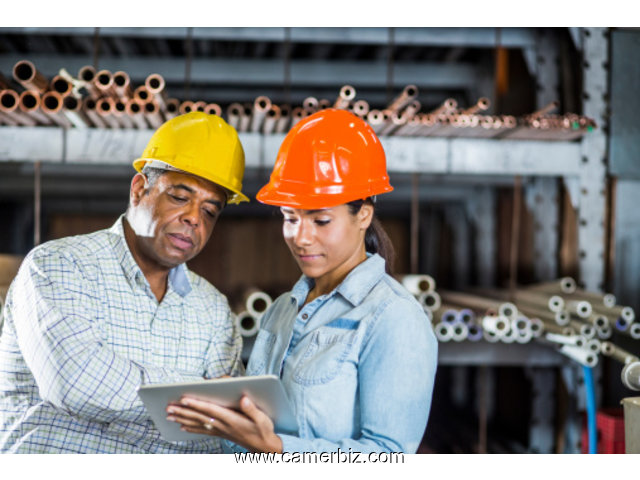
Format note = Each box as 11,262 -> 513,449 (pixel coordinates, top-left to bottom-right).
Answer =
127,170 -> 226,269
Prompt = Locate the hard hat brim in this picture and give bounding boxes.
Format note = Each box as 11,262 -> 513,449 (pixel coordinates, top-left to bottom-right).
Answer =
133,157 -> 250,204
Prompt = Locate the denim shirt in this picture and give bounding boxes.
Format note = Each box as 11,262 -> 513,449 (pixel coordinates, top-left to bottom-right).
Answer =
244,254 -> 438,453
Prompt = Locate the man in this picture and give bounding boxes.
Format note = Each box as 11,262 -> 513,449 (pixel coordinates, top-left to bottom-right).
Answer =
0,112 -> 249,453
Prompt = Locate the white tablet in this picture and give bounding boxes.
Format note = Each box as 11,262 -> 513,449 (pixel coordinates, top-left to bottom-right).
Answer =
138,375 -> 298,442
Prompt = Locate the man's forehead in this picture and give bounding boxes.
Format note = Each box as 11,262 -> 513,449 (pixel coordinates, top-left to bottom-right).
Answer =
161,171 -> 227,200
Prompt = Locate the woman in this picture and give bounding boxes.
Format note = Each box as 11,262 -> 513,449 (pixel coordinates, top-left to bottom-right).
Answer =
166,109 -> 438,453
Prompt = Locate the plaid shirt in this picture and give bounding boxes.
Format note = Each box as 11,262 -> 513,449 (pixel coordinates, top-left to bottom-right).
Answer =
0,216 -> 244,453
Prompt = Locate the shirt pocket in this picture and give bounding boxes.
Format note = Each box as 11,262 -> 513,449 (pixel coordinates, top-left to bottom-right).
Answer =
246,329 -> 276,376
293,328 -> 358,386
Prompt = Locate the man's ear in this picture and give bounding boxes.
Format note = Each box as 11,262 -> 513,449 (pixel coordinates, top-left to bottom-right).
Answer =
130,173 -> 149,207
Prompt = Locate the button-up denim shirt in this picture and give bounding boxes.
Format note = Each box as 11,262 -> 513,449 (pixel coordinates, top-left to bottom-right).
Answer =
244,253 -> 438,453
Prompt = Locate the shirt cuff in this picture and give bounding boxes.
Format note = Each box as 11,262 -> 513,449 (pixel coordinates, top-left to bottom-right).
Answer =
279,433 -> 309,453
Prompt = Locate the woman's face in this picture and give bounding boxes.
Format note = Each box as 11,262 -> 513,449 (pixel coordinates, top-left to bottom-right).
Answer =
281,203 -> 373,288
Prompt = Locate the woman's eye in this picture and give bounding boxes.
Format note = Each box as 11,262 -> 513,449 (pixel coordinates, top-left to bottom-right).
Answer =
284,217 -> 298,224
315,219 -> 330,226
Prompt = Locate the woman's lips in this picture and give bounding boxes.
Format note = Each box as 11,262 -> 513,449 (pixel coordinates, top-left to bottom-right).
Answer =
297,254 -> 322,262
167,233 -> 194,250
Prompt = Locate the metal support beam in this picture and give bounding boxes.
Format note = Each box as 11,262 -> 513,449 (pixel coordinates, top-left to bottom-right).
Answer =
0,27 -> 539,49
578,27 -> 609,292
0,54 -> 482,90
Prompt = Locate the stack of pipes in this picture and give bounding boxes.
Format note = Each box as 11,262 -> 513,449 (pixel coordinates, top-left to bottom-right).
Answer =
401,274 -> 639,375
1,61 -> 596,140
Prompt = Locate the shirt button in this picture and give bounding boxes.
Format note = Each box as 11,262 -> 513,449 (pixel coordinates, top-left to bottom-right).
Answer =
301,313 -> 309,320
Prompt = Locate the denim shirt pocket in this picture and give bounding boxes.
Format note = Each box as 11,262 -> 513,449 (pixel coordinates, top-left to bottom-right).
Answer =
293,327 -> 358,386
246,329 -> 276,376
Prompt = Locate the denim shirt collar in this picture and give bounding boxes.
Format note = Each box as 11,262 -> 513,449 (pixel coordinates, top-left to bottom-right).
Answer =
290,253 -> 386,307
108,215 -> 192,297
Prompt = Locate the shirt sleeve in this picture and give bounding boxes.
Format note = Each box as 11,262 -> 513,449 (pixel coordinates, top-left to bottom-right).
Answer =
203,307 -> 245,379
10,249 -> 206,425
278,298 -> 438,454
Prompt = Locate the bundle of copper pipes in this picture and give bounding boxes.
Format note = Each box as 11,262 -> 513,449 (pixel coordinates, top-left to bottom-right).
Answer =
0,60 -> 597,140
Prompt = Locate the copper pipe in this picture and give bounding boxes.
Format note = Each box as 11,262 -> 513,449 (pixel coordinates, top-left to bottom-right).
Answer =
134,85 -> 152,103
275,104 -> 291,133
529,101 -> 559,120
204,103 -> 222,117
0,110 -> 19,126
394,115 -> 422,136
378,111 -> 406,136
78,65 -> 96,83
366,109 -> 385,134
386,84 -> 418,113
41,91 -> 72,128
112,99 -> 135,128
462,97 -> 490,116
165,98 -> 180,119
62,95 -> 90,128
95,69 -> 117,99
77,65 -> 100,98
113,71 -> 133,100
302,96 -> 318,111
403,99 -> 421,119
0,89 -> 37,126
50,75 -> 73,98
290,107 -> 305,128
18,90 -> 52,125
144,73 -> 165,97
239,103 -> 252,132
82,98 -> 107,128
12,60 -> 48,93
352,99 -> 369,118
179,100 -> 196,115
125,99 -> 149,129
226,102 -> 243,130
96,97 -> 122,129
193,101 -> 207,112
428,98 -> 457,116
143,101 -> 164,128
333,85 -> 356,109
251,95 -> 272,132
262,104 -> 281,135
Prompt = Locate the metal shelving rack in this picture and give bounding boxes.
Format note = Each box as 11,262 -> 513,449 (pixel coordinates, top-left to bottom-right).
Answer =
0,27 -> 611,454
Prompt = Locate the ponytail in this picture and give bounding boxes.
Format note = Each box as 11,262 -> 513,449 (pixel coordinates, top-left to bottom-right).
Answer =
348,199 -> 395,275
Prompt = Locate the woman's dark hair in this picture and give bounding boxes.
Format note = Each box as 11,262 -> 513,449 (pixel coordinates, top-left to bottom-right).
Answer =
347,198 -> 395,275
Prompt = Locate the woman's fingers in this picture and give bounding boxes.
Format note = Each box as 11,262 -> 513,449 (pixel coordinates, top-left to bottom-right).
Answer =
167,404 -> 220,429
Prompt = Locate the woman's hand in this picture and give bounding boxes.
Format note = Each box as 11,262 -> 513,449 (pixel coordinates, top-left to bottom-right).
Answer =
166,395 -> 283,453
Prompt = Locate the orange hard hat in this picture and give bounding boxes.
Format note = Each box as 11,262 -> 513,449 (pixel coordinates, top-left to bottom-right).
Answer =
256,108 -> 393,209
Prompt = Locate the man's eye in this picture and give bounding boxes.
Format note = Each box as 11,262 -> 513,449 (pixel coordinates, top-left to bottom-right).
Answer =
315,219 -> 330,226
284,217 -> 298,224
169,194 -> 187,202
204,210 -> 217,219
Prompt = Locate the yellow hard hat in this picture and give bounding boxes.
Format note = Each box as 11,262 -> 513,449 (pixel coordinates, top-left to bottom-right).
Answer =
133,112 -> 249,204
